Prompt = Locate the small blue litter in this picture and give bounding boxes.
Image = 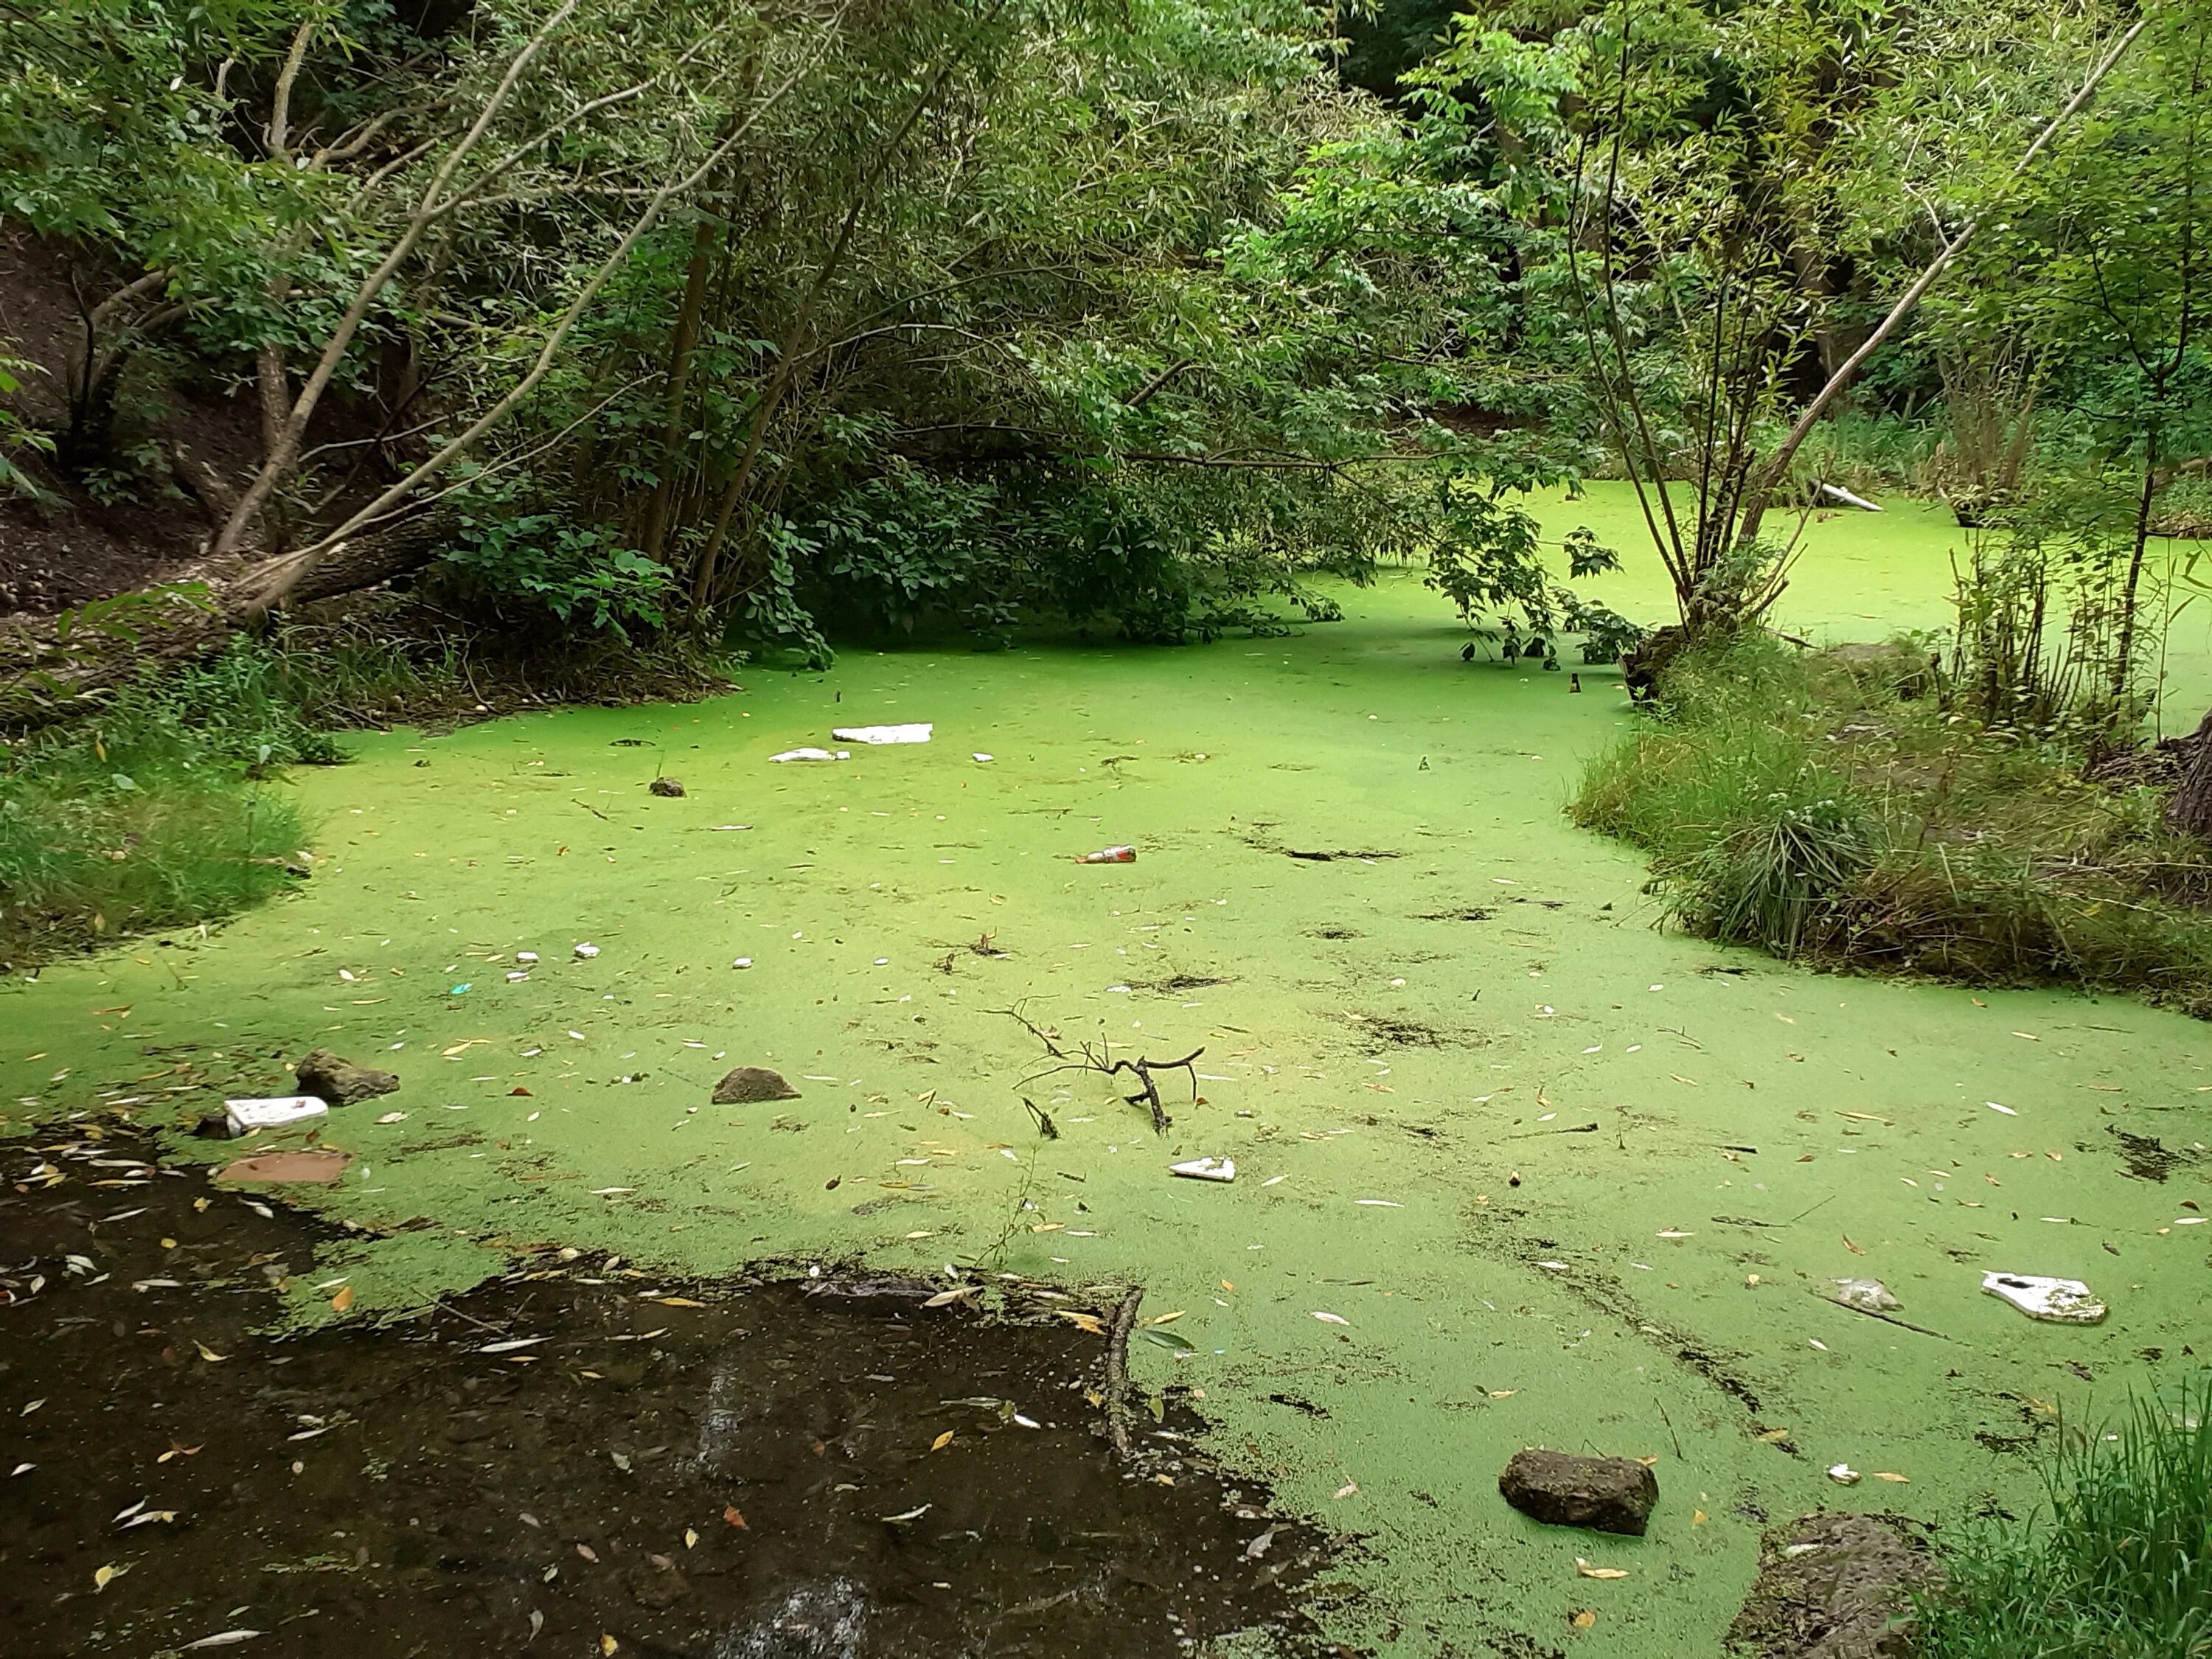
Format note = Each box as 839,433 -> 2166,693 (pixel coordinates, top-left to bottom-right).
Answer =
450,983 -> 471,995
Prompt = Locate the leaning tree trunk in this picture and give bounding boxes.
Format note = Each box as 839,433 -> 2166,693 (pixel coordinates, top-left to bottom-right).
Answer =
2168,706 -> 2212,838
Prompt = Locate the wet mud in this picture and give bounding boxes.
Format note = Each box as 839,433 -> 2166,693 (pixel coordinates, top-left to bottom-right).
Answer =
1,1133 -> 1333,1658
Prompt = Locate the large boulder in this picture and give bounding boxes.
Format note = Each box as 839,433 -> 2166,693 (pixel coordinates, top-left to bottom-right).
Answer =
1498,1448 -> 1658,1537
294,1048 -> 400,1107
712,1066 -> 800,1105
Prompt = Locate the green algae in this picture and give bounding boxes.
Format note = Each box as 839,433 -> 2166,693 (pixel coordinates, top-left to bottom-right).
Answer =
6,501 -> 2212,1653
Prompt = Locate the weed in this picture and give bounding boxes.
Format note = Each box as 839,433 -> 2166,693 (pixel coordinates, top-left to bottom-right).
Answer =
1573,633 -> 2212,1012
1914,1382 -> 2212,1658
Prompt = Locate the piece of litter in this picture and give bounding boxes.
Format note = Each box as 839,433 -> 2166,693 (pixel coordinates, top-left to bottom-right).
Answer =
833,723 -> 932,745
375,1111 -> 406,1124
1573,1558 -> 1628,1580
1169,1157 -> 1235,1183
515,952 -> 539,964
1982,1272 -> 2106,1324
1827,1464 -> 1861,1485
972,753 -> 994,762
1987,1101 -> 2018,1116
1077,846 -> 1136,864
1311,1310 -> 1350,1326
573,943 -> 600,959
771,747 -> 845,763
732,958 -> 752,969
1832,1277 -> 1899,1312
221,1096 -> 328,1138
1354,1198 -> 1403,1208
216,1150 -> 352,1184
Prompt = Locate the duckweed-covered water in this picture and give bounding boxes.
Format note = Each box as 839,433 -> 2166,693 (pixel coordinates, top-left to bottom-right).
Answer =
6,485 -> 2210,1653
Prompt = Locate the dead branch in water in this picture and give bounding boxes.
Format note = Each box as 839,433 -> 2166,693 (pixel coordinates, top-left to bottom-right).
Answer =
992,1004 -> 1202,1134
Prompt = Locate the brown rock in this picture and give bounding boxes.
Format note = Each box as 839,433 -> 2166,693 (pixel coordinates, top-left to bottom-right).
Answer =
649,777 -> 685,797
1498,1448 -> 1658,1536
1728,1512 -> 1933,1658
295,1049 -> 400,1107
712,1066 -> 800,1105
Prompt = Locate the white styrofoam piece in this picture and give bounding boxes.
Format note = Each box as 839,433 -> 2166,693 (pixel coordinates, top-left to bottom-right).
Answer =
771,747 -> 849,762
1169,1156 -> 1235,1183
832,723 -> 933,745
224,1096 -> 330,1137
1982,1271 -> 2106,1324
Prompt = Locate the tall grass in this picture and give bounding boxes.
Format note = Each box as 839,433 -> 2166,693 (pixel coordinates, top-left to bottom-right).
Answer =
0,638 -> 340,961
1571,634 -> 2212,1013
1915,1385 -> 2212,1659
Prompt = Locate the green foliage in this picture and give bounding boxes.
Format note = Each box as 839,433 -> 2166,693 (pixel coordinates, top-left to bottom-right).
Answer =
1914,1383 -> 2212,1659
437,476 -> 673,641
1573,633 -> 2212,1012
0,636 -> 341,960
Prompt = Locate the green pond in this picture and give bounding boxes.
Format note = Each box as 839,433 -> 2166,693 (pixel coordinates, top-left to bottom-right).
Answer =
7,484 -> 2211,1652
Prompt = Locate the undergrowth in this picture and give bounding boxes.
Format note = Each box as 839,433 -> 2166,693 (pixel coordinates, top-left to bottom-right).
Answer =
1571,633 -> 2212,1014
1913,1383 -> 2212,1658
0,637 -> 337,962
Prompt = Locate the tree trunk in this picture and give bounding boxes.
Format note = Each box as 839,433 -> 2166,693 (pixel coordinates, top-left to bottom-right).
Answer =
641,216 -> 719,562
2168,706 -> 2212,838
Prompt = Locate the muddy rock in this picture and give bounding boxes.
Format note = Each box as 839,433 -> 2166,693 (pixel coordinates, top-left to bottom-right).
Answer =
649,776 -> 686,797
295,1048 -> 400,1107
1727,1512 -> 1933,1658
712,1065 -> 801,1105
1498,1449 -> 1658,1536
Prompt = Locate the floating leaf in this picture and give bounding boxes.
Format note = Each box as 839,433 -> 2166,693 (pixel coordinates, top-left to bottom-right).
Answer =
1872,1471 -> 1910,1483
194,1341 -> 226,1363
181,1632 -> 262,1650
931,1430 -> 955,1452
684,1528 -> 699,1548
1147,1310 -> 1185,1326
600,1638 -> 619,1656
330,1286 -> 355,1313
1141,1326 -> 1195,1352
1055,1310 -> 1105,1335
723,1506 -> 748,1530
1572,1610 -> 1596,1630
1310,1310 -> 1349,1326
94,1563 -> 128,1591
923,1287 -> 974,1308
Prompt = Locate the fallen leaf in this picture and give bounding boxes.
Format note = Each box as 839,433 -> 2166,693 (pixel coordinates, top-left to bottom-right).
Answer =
1147,1310 -> 1185,1326
601,1638 -> 619,1656
1842,1234 -> 1865,1256
1756,1427 -> 1792,1443
684,1528 -> 699,1548
1692,1509 -> 1708,1525
1311,1310 -> 1350,1326
656,1297 -> 706,1308
181,1632 -> 263,1650
1333,1481 -> 1359,1499
1572,1610 -> 1597,1630
1872,1471 -> 1910,1483
723,1505 -> 748,1529
330,1286 -> 355,1313
94,1563 -> 128,1591
923,1287 -> 974,1308
1575,1558 -> 1629,1580
1055,1310 -> 1105,1335
576,1543 -> 598,1562
195,1341 -> 226,1363
931,1430 -> 955,1452
375,1111 -> 407,1124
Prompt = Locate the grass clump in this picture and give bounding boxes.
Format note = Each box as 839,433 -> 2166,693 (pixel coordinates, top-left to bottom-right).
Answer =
1913,1385 -> 2212,1658
0,637 -> 339,963
1571,632 -> 2212,1012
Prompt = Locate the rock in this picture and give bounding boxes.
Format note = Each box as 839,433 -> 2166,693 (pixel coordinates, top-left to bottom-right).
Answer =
294,1049 -> 400,1107
649,776 -> 685,797
626,1562 -> 690,1609
1498,1449 -> 1658,1537
712,1066 -> 801,1105
1727,1512 -> 1934,1658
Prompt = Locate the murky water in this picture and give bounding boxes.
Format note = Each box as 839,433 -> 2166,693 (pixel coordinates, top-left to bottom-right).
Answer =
4,485 -> 2210,1653
1,1135 -> 1329,1658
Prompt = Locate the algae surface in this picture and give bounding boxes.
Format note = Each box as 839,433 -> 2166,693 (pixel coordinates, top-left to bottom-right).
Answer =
7,498 -> 2211,1653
